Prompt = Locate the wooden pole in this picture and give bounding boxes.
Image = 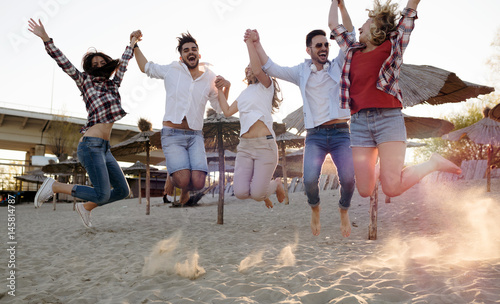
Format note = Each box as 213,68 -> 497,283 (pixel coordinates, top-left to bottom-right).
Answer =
138,171 -> 142,204
368,182 -> 378,240
217,125 -> 225,225
146,142 -> 151,215
487,145 -> 492,192
280,142 -> 290,205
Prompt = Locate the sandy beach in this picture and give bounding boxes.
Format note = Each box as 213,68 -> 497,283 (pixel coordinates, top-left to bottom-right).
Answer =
1,178 -> 499,303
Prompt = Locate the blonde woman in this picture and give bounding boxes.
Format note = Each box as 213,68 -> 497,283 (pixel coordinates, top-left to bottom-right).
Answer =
215,30 -> 285,209
329,0 -> 461,198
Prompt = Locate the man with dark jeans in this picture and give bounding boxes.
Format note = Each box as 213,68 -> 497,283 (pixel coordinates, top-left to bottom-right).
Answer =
246,6 -> 356,237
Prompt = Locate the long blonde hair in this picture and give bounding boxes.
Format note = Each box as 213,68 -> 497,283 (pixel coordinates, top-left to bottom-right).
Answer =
367,0 -> 399,46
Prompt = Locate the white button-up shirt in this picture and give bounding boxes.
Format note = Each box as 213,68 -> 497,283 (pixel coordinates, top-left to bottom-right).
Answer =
262,54 -> 350,129
145,61 -> 221,130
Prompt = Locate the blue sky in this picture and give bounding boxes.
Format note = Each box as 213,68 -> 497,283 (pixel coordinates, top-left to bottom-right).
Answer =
1,0 -> 499,160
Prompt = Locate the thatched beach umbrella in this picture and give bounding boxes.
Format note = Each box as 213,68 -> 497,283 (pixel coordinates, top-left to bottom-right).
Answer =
276,132 -> 304,204
15,169 -> 46,189
42,159 -> 86,210
123,161 -> 158,204
399,64 -> 495,107
404,114 -> 455,139
443,116 -> 500,192
489,103 -> 500,122
111,118 -> 158,215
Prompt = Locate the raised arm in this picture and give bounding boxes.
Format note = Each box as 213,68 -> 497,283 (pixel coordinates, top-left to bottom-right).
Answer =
245,29 -> 269,69
246,31 -> 271,88
329,0 -> 353,32
112,34 -> 139,85
131,30 -> 147,73
406,0 -> 420,10
28,18 -> 84,87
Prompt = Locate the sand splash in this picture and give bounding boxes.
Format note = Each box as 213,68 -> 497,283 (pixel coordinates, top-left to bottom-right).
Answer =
142,231 -> 206,279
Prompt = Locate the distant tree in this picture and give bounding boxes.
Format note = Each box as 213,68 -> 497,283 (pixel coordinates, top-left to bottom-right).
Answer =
411,27 -> 500,167
46,116 -> 80,162
412,100 -> 499,167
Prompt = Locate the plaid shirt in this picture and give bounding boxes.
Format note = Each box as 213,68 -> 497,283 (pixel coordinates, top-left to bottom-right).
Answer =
44,39 -> 133,133
331,8 -> 418,109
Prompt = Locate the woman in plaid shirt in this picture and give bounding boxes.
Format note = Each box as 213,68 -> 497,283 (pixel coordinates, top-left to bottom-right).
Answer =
329,0 -> 461,199
29,19 -> 138,228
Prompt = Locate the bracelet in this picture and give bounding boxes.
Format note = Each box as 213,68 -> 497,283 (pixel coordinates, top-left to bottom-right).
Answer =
133,44 -> 139,48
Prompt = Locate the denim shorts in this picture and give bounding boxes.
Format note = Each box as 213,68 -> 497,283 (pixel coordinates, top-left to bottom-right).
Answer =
160,127 -> 208,174
350,108 -> 407,147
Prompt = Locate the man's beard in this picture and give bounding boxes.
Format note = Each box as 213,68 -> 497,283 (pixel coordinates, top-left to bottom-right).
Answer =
182,56 -> 199,70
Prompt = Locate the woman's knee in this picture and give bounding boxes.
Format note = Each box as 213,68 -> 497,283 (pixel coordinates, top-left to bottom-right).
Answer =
94,191 -> 111,204
234,191 -> 249,200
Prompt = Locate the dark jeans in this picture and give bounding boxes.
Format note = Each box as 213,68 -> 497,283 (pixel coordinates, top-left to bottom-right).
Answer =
303,127 -> 355,210
73,137 -> 130,206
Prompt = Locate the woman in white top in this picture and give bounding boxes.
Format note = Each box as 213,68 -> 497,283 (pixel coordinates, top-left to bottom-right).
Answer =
216,30 -> 285,208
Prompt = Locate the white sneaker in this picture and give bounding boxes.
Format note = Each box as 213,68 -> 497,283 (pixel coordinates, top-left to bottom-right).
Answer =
34,177 -> 55,208
76,203 -> 93,228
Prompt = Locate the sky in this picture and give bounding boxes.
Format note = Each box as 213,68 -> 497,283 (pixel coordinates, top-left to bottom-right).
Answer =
1,0 -> 500,160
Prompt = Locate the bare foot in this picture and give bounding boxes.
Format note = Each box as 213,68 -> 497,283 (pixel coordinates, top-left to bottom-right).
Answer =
431,153 -> 462,174
264,198 -> 273,209
180,189 -> 190,205
164,176 -> 174,196
275,178 -> 285,203
311,205 -> 321,236
339,208 -> 351,237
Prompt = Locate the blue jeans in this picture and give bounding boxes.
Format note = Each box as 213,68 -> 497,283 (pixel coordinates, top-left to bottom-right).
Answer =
303,127 -> 355,210
73,137 -> 130,206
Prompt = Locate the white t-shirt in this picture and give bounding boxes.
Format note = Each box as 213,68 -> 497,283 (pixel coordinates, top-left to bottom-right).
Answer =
235,81 -> 275,138
305,69 -> 334,127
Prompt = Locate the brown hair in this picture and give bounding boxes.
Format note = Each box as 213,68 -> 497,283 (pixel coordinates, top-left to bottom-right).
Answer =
367,0 -> 399,46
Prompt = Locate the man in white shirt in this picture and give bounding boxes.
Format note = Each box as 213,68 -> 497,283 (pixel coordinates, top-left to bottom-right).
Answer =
132,31 -> 230,205
246,7 -> 355,238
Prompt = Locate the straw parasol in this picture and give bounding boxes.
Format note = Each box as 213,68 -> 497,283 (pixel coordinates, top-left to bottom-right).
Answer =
399,64 -> 495,107
404,114 -> 455,139
123,161 -> 158,204
275,131 -> 305,204
42,159 -> 87,210
111,118 -> 158,215
442,116 -> 500,192
15,169 -> 46,189
489,103 -> 500,122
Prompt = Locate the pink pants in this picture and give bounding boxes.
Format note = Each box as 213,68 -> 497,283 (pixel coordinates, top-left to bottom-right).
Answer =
233,136 -> 278,201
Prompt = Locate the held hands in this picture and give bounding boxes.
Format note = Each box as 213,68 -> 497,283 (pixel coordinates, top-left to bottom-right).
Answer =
243,29 -> 259,43
28,18 -> 50,42
215,76 -> 230,91
130,30 -> 142,46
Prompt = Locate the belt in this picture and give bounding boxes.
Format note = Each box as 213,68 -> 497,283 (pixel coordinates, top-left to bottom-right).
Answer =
316,122 -> 349,129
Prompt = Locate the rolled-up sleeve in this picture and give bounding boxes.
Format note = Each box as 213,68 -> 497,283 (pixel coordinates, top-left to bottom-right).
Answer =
145,61 -> 168,79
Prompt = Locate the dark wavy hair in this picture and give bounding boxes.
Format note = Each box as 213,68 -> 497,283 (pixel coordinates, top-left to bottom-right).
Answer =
176,32 -> 198,55
82,49 -> 120,78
